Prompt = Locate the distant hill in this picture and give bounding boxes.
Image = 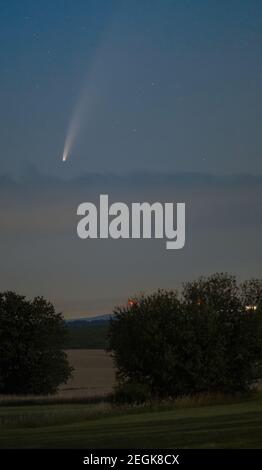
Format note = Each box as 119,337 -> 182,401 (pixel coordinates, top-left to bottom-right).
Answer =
66,314 -> 112,327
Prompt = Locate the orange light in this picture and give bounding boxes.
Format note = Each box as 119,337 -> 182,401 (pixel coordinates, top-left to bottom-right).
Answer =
245,304 -> 257,311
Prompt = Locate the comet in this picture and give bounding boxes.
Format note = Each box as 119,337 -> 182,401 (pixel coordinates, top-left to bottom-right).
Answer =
60,6 -> 119,162
61,96 -> 86,162
62,121 -> 76,162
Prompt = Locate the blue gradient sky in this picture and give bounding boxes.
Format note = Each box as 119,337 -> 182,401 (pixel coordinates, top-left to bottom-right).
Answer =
1,0 -> 262,175
0,1 -> 261,316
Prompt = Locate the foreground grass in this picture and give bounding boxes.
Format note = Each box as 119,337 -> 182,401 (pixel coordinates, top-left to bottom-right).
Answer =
0,394 -> 262,448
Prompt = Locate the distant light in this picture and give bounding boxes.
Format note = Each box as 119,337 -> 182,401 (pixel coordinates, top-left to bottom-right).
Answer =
245,304 -> 258,311
128,299 -> 137,307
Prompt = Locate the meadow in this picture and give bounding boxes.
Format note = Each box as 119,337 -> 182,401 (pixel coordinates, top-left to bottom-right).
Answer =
1,345 -> 261,448
0,393 -> 262,448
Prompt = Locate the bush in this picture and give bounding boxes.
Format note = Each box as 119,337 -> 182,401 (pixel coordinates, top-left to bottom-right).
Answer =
108,274 -> 262,399
0,291 -> 73,395
110,382 -> 152,405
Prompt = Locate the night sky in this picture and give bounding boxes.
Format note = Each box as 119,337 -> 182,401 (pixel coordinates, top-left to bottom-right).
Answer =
0,0 -> 262,317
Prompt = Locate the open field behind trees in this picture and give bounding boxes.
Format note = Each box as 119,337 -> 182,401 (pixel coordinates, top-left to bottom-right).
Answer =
1,393 -> 262,448
0,349 -> 261,404
0,350 -> 115,404
62,349 -> 115,398
65,323 -> 109,349
1,348 -> 262,448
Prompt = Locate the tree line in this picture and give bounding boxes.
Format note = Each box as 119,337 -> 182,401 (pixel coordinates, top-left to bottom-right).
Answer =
108,273 -> 262,402
0,273 -> 262,398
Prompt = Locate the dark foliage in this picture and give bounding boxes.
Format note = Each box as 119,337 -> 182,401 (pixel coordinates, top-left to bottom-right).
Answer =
0,292 -> 73,395
109,274 -> 262,398
110,382 -> 152,405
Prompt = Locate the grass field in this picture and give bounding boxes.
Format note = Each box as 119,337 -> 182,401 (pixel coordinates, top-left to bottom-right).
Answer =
1,394 -> 262,448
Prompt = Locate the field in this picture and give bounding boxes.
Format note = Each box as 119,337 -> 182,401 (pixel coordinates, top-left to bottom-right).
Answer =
0,394 -> 262,448
0,350 -> 115,403
2,296 -> 260,449
65,323 -> 109,349
1,349 -> 262,448
60,349 -> 115,398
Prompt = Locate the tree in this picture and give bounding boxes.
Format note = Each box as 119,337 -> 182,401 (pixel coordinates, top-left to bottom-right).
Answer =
182,273 -> 262,393
240,278 -> 262,309
108,274 -> 262,398
109,290 -> 185,398
0,291 -> 73,395
182,272 -> 239,312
